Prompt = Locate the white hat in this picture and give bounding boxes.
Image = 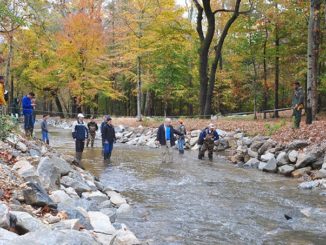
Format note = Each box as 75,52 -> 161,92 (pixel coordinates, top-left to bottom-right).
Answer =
77,113 -> 85,118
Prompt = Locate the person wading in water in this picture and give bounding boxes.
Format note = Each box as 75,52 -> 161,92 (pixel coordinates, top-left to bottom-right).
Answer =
87,116 -> 98,148
198,124 -> 219,161
72,113 -> 89,169
102,116 -> 116,164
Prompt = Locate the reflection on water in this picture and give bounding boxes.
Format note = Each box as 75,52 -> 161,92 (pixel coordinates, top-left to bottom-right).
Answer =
49,127 -> 326,245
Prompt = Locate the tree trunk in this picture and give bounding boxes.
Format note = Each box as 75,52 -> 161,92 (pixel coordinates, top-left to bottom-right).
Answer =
5,34 -> 13,89
307,0 -> 321,124
262,24 -> 269,118
274,20 -> 280,118
54,95 -> 64,118
136,56 -> 142,121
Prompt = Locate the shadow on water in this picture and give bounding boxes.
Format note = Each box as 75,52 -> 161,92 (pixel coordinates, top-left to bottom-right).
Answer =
47,126 -> 326,245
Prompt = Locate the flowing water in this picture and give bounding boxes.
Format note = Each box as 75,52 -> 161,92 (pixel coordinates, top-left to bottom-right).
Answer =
44,127 -> 326,245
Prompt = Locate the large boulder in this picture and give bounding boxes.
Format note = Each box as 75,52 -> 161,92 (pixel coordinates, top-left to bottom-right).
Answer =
50,190 -> 73,204
0,203 -> 10,229
263,157 -> 278,173
258,162 -> 268,171
261,152 -> 275,162
276,152 -> 289,166
10,211 -> 48,232
57,203 -> 93,230
295,152 -> 318,169
292,167 -> 312,178
278,165 -> 295,176
244,158 -> 260,169
23,182 -> 56,208
10,229 -> 97,245
287,140 -> 309,150
61,173 -> 92,195
288,150 -> 299,163
88,211 -> 116,234
39,157 -> 72,176
37,160 -> 61,191
12,160 -> 37,179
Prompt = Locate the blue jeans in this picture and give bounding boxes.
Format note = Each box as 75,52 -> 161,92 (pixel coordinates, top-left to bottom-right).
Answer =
103,142 -> 113,160
24,114 -> 33,130
178,138 -> 185,153
42,131 -> 49,142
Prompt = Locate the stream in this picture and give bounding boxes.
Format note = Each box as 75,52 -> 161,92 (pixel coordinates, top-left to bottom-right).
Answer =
39,126 -> 326,245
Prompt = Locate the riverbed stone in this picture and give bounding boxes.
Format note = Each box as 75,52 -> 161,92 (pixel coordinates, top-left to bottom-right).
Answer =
250,141 -> 264,152
94,232 -> 114,244
291,167 -> 312,178
57,203 -> 92,230
12,160 -> 37,179
288,150 -> 299,163
311,169 -> 326,180
276,151 -> 289,166
16,142 -> 27,153
11,211 -> 48,232
61,174 -> 92,195
244,158 -> 259,169
51,219 -> 82,230
278,165 -> 295,176
0,227 -> 18,243
261,152 -> 275,162
112,226 -> 140,245
100,208 -> 117,223
287,140 -> 309,150
248,148 -> 258,158
258,140 -> 277,155
107,192 -> 127,207
39,157 -> 72,176
263,157 -> 277,173
23,182 -> 56,208
298,180 -> 321,189
88,211 -> 116,234
295,152 -> 318,169
0,203 -> 10,229
258,162 -> 268,170
50,190 -> 72,204
37,159 -> 61,191
117,203 -> 131,215
10,229 -> 97,245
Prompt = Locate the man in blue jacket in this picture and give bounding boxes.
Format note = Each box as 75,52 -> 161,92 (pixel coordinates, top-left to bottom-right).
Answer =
198,123 -> 219,161
156,118 -> 182,163
22,92 -> 35,137
72,113 -> 89,169
102,116 -> 116,164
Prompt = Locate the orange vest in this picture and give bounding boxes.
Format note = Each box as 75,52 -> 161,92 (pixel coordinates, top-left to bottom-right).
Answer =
0,83 -> 6,106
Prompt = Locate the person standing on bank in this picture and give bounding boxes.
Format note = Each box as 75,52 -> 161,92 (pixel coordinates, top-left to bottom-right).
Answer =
87,116 -> 98,148
41,114 -> 50,145
156,118 -> 183,163
177,119 -> 186,154
102,116 -> 116,164
72,113 -> 89,169
292,81 -> 304,129
0,76 -> 6,114
198,124 -> 219,161
22,92 -> 35,137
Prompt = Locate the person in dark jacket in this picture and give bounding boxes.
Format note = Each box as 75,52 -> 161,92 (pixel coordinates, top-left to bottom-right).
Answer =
72,113 -> 89,169
22,92 -> 35,137
87,117 -> 98,148
292,81 -> 304,129
198,124 -> 219,161
100,115 -> 109,154
11,98 -> 20,118
156,118 -> 182,163
102,117 -> 116,164
177,119 -> 186,154
41,114 -> 49,145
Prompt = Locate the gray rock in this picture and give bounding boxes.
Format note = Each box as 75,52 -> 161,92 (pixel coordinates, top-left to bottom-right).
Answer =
37,160 -> 61,191
292,167 -> 312,178
276,152 -> 289,166
261,152 -> 275,162
190,130 -> 201,137
258,140 -> 277,155
322,155 -> 326,170
93,232 -> 114,244
258,162 -> 268,170
106,191 -> 127,207
11,211 -> 48,232
100,208 -> 117,223
10,229 -> 97,245
312,158 -> 323,169
57,203 -> 93,230
295,152 -> 318,169
16,142 -> 27,153
12,160 -> 37,179
116,203 -> 131,215
0,203 -> 10,229
0,227 -> 18,243
298,180 -> 320,190
288,150 -> 299,163
23,182 -> 56,208
88,211 -> 116,234
29,149 -> 41,157
242,137 -> 253,146
61,175 -> 92,195
288,140 -> 309,150
263,157 -> 277,173
50,190 -> 72,203
278,165 -> 295,175
189,137 -> 198,147
81,191 -> 107,200
112,226 -> 140,245
39,157 -> 72,176
312,169 -> 326,179
51,219 -> 82,230
250,141 -> 264,152
248,148 -> 258,158
244,158 -> 260,169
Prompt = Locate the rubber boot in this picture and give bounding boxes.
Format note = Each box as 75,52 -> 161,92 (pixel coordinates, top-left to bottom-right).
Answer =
46,139 -> 49,145
208,153 -> 213,161
74,152 -> 85,169
86,139 -> 89,148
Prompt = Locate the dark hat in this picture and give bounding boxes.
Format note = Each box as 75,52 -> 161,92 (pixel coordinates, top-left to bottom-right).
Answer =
106,116 -> 112,121
294,81 -> 300,86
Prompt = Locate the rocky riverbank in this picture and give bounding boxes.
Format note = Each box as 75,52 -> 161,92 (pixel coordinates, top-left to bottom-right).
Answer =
0,132 -> 139,244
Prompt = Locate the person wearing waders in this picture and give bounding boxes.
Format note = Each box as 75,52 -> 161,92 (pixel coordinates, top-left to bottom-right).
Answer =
292,81 -> 304,129
100,115 -> 109,154
102,116 -> 116,164
177,119 -> 187,154
72,113 -> 88,169
86,116 -> 98,148
198,124 -> 219,161
156,118 -> 183,163
22,92 -> 35,137
41,114 -> 50,145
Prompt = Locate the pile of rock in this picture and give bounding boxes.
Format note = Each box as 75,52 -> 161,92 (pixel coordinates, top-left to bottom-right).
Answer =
0,134 -> 139,245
